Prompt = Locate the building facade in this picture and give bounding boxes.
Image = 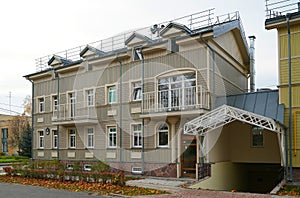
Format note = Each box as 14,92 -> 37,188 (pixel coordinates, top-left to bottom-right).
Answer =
265,1 -> 300,181
25,10 -> 284,191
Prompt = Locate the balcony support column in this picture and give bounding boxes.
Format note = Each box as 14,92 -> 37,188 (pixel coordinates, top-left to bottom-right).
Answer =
168,116 -> 179,164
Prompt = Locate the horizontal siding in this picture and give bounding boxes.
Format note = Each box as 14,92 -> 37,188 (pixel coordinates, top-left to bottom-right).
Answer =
279,58 -> 300,84
279,85 -> 300,106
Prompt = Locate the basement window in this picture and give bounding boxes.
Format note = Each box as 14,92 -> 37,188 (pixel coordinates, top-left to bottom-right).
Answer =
131,167 -> 142,174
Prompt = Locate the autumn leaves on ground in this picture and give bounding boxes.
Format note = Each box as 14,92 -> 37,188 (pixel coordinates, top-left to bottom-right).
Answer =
0,175 -> 167,196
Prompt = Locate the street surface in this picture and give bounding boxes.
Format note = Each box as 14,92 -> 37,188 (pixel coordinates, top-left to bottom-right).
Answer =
0,183 -> 107,198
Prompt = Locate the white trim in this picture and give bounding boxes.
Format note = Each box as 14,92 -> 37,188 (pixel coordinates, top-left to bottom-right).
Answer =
130,80 -> 142,102
85,126 -> 95,149
84,87 -> 96,107
130,122 -> 142,148
37,129 -> 45,149
156,122 -> 170,148
105,83 -> 118,104
106,125 -> 117,149
68,129 -> 76,149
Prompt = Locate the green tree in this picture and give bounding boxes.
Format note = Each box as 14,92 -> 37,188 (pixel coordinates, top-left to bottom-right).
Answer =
18,122 -> 32,157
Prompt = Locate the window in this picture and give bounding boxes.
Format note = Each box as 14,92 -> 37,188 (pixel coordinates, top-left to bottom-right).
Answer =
107,126 -> 117,148
38,131 -> 44,149
252,130 -> 264,147
53,130 -> 58,149
107,86 -> 117,104
2,142 -> 7,153
158,72 -> 196,110
2,128 -> 8,152
84,164 -> 92,172
69,129 -> 76,148
86,89 -> 94,106
132,124 -> 142,148
53,95 -> 58,111
157,123 -> 169,147
69,93 -> 75,118
38,98 -> 45,113
2,128 -> 8,139
132,82 -> 142,101
66,164 -> 74,170
87,128 -> 94,148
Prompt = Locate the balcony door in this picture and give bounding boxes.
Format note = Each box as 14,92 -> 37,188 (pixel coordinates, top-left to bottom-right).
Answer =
69,93 -> 75,119
158,73 -> 196,111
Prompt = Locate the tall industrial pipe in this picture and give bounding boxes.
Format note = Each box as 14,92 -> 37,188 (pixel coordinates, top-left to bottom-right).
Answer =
249,36 -> 256,92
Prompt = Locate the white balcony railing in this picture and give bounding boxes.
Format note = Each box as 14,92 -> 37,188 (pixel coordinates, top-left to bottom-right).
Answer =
53,101 -> 97,122
143,85 -> 210,113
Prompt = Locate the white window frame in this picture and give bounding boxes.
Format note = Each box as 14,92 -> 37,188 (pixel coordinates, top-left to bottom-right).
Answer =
52,95 -> 58,112
106,84 -> 117,104
38,130 -> 44,149
86,89 -> 94,107
157,123 -> 169,148
38,97 -> 45,113
132,81 -> 142,101
53,130 -> 58,149
86,127 -> 94,148
68,92 -> 76,119
83,164 -> 92,172
131,123 -> 142,148
69,129 -> 76,149
107,126 -> 117,148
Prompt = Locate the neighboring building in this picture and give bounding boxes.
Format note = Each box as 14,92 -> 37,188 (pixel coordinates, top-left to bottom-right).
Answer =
0,114 -> 30,155
265,0 -> 300,181
25,9 -> 285,192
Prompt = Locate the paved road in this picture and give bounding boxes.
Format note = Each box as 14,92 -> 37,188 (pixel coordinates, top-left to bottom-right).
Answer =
0,183 -> 108,198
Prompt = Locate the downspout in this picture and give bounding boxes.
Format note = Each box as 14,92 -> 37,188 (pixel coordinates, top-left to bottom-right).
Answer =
199,34 -> 215,110
139,48 -> 145,175
117,57 -> 123,169
55,71 -> 60,161
285,128 -> 289,181
29,79 -> 34,159
286,13 -> 293,182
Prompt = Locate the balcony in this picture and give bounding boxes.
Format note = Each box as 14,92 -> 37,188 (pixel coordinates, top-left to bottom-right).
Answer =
142,85 -> 210,115
52,102 -> 98,125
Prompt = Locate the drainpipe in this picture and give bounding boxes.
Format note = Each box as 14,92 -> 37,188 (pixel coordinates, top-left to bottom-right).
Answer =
138,47 -> 145,175
199,34 -> 215,110
117,57 -> 123,169
248,36 -> 256,92
286,13 -> 293,182
28,79 -> 34,159
55,71 -> 60,161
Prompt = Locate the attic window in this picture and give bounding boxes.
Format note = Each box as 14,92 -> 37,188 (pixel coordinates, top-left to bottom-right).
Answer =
132,47 -> 142,61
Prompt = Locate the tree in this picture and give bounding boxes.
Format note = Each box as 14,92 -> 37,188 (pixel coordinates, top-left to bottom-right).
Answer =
18,122 -> 32,157
7,95 -> 32,154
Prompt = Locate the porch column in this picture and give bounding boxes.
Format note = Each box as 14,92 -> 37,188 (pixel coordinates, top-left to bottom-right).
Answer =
168,117 -> 179,163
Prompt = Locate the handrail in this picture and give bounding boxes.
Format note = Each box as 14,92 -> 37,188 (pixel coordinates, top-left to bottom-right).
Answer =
35,9 -> 245,72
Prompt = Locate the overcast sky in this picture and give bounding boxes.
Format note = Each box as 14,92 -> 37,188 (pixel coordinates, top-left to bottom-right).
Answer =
0,0 -> 280,114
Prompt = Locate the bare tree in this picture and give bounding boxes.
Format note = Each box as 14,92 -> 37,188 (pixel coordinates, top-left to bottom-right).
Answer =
8,96 -> 32,153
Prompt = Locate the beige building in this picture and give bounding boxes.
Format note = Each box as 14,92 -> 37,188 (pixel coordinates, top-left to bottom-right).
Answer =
25,10 -> 285,192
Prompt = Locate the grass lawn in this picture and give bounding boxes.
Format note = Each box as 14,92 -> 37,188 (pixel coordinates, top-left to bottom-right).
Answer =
0,156 -> 29,163
0,175 -> 169,196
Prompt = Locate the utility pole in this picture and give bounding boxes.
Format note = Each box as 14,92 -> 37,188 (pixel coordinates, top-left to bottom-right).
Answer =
9,92 -> 11,115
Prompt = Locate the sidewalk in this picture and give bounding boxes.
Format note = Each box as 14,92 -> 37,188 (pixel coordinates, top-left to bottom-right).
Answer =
126,178 -> 295,198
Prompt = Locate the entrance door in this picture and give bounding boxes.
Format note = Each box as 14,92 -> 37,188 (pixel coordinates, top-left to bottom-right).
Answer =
181,135 -> 197,178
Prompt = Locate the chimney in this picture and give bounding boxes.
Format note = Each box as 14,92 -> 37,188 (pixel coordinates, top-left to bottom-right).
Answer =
249,36 -> 256,92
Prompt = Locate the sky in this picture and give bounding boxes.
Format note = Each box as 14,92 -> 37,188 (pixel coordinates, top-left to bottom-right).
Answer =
0,0 -> 280,115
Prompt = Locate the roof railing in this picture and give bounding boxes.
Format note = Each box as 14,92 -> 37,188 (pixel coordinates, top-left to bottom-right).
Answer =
35,9 -> 245,72
265,0 -> 300,19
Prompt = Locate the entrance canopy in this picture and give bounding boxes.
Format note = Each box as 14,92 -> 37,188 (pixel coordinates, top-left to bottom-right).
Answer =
184,104 -> 285,136
184,90 -> 285,165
